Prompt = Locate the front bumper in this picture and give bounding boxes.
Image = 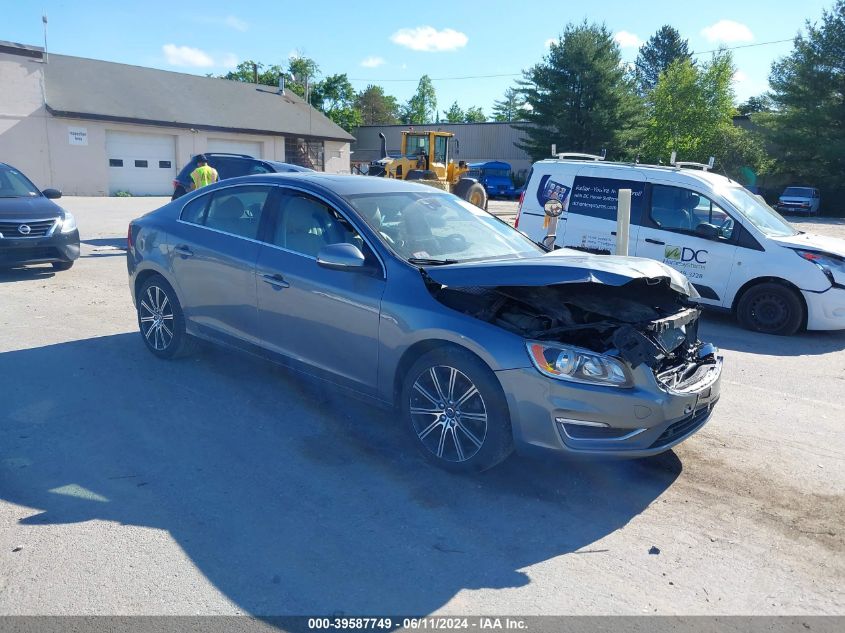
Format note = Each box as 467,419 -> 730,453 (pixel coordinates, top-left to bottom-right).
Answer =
803,285 -> 845,330
497,352 -> 722,458
0,229 -> 80,267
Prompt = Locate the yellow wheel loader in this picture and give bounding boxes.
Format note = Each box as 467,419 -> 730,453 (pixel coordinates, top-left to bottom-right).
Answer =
367,130 -> 488,209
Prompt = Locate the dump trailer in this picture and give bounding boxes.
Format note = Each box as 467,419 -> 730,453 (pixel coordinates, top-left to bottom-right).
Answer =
367,130 -> 488,209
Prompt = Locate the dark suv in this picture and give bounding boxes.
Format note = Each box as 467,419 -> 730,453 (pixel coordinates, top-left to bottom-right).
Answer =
172,153 -> 312,200
0,162 -> 80,271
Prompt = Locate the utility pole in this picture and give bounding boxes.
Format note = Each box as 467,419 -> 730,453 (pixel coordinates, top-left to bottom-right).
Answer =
42,13 -> 48,61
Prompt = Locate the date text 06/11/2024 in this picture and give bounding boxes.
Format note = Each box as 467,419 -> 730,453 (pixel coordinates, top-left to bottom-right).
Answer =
307,617 -> 529,630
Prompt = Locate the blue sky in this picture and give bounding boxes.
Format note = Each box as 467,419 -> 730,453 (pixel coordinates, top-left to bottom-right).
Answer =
3,0 -> 833,115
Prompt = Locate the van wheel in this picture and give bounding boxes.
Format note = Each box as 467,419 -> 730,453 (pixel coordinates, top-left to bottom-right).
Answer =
400,346 -> 513,473
736,282 -> 804,336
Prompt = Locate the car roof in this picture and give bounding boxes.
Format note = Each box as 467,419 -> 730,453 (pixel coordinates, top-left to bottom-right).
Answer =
215,172 -> 454,197
532,158 -> 740,190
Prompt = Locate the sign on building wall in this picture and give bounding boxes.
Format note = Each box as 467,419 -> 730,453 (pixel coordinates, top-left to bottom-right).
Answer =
68,127 -> 88,146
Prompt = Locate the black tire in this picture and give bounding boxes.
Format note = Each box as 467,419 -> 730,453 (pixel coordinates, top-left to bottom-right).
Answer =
400,346 -> 513,473
736,282 -> 804,336
453,180 -> 488,210
405,169 -> 438,181
51,261 -> 74,271
137,275 -> 197,359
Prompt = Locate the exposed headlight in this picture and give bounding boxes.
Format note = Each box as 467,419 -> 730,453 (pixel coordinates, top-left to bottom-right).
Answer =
795,249 -> 845,282
526,341 -> 632,387
60,211 -> 77,233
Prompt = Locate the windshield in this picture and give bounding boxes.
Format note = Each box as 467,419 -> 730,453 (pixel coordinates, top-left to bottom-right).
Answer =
720,186 -> 798,237
0,167 -> 40,198
345,191 -> 543,263
482,169 -> 512,179
783,187 -> 814,197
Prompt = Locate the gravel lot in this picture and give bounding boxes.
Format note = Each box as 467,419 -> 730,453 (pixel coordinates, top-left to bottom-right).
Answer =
1,196 -> 843,616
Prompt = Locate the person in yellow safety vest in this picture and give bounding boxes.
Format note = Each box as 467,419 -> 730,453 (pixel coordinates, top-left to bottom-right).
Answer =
189,155 -> 219,190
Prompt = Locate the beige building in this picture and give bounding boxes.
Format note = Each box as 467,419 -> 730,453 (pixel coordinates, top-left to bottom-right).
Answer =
0,41 -> 354,196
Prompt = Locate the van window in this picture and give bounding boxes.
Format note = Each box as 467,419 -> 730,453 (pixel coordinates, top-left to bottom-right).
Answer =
650,185 -> 734,239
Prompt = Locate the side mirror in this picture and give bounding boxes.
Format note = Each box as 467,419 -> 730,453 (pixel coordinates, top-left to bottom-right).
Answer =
42,188 -> 62,199
317,243 -> 366,271
695,223 -> 720,240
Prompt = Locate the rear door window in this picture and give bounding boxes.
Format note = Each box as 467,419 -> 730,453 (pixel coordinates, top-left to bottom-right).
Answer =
181,185 -> 271,240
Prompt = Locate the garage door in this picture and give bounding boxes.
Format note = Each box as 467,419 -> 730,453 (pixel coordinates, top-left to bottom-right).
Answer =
207,138 -> 262,157
106,131 -> 176,196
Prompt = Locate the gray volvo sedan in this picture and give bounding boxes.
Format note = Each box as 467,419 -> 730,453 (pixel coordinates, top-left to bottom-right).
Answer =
127,173 -> 722,472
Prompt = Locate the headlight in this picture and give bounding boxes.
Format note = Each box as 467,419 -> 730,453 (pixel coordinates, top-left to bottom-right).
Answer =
526,341 -> 632,387
795,249 -> 845,282
60,211 -> 77,233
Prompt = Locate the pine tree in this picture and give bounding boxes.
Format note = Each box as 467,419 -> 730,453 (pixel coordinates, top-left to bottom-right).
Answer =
492,87 -> 526,122
635,26 -> 691,93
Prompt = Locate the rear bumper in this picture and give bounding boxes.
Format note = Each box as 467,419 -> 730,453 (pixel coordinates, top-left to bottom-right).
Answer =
803,286 -> 845,330
0,230 -> 80,267
497,354 -> 722,459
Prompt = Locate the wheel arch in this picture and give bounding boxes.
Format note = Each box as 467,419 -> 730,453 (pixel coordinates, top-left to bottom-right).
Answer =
731,276 -> 808,328
134,266 -> 181,306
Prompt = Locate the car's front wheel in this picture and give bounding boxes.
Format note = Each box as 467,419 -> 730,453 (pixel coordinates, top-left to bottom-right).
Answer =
736,282 -> 804,336
400,346 -> 513,472
137,275 -> 196,358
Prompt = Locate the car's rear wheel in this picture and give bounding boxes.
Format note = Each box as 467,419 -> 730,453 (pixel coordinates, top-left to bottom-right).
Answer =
736,282 -> 804,336
137,276 -> 196,358
51,261 -> 74,271
400,346 -> 513,472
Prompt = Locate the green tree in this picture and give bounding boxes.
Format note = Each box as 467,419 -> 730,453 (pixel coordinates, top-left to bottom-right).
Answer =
757,0 -> 845,199
403,75 -> 438,124
443,101 -> 465,123
355,85 -> 400,125
219,60 -> 285,86
312,74 -> 362,132
492,87 -> 526,122
287,55 -> 320,101
464,106 -> 486,123
635,25 -> 691,93
737,95 -> 773,115
515,22 -> 642,160
639,52 -> 766,176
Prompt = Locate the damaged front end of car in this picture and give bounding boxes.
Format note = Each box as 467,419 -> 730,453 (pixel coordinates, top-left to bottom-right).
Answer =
421,252 -> 722,394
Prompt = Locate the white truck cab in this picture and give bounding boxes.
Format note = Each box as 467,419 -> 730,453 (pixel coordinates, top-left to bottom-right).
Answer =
515,157 -> 845,335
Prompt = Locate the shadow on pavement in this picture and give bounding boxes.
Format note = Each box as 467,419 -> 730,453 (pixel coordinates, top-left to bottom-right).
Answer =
0,265 -> 55,283
700,310 -> 845,356
1,333 -> 681,615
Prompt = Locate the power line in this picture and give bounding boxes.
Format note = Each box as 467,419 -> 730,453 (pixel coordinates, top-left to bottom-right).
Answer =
348,37 -> 795,83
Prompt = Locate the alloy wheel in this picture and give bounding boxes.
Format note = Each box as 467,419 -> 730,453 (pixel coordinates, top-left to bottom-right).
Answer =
409,365 -> 488,463
139,285 -> 175,351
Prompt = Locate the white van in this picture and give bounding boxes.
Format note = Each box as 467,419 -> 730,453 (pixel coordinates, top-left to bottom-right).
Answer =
515,157 -> 845,335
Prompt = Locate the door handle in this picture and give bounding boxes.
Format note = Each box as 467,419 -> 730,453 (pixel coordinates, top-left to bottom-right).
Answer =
174,245 -> 194,257
261,273 -> 290,289
645,238 -> 665,245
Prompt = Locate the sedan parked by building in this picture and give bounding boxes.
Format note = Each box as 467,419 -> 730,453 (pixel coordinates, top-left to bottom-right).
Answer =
127,174 -> 722,471
0,162 -> 79,271
171,153 -> 312,200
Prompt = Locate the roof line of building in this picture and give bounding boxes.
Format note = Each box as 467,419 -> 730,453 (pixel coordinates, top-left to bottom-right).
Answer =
44,105 -> 353,142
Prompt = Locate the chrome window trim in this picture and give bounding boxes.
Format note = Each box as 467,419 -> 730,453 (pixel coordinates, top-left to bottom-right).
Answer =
176,182 -> 387,278
0,218 -> 59,239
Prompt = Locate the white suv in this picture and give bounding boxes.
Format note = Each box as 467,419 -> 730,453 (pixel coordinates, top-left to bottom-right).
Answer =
515,157 -> 845,335
775,186 -> 821,216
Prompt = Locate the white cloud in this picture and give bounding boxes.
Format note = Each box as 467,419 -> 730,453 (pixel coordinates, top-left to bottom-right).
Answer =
732,70 -> 748,82
162,44 -> 237,69
223,15 -> 248,31
545,38 -> 557,48
390,26 -> 468,52
614,30 -> 642,48
163,44 -> 215,68
702,20 -> 754,43
361,56 -> 386,68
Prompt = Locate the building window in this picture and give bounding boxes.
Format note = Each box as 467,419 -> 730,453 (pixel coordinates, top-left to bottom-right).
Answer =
109,159 -> 123,167
134,160 -> 148,168
285,137 -> 324,171
159,160 -> 172,169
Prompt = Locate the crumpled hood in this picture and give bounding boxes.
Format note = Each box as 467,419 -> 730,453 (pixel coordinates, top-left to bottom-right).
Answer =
0,196 -> 63,220
424,249 -> 695,297
769,232 -> 845,258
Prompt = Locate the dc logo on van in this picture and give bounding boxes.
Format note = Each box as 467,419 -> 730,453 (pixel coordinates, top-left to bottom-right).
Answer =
665,245 -> 708,264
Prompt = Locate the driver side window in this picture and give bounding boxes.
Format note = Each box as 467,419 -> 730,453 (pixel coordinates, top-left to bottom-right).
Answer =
650,185 -> 734,240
